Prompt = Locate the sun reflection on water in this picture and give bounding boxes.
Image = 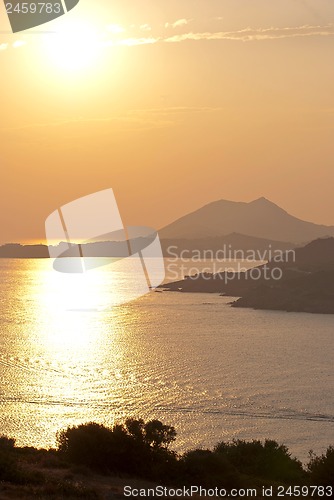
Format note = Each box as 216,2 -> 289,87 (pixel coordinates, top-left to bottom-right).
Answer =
20,259 -> 142,441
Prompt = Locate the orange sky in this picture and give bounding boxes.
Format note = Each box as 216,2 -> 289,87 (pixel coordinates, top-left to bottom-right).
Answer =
1,0 -> 334,244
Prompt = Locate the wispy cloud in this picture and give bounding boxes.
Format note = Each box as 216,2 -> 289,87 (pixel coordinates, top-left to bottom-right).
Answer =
117,37 -> 158,46
165,19 -> 192,29
164,24 -> 334,43
1,23 -> 333,55
113,23 -> 334,47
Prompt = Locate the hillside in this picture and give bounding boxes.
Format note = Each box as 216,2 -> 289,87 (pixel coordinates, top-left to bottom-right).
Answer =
163,237 -> 334,314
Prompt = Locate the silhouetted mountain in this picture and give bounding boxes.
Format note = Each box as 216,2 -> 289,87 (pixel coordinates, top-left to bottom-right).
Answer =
163,237 -> 334,314
160,197 -> 334,244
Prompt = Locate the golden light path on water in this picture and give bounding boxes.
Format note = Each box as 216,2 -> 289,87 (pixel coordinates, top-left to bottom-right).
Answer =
0,259 -> 333,464
11,258 -> 150,441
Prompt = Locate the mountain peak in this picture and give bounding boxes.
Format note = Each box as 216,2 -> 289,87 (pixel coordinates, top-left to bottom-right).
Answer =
250,197 -> 273,205
248,197 -> 287,214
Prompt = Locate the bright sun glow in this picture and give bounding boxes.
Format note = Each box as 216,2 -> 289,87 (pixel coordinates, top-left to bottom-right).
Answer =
43,20 -> 103,72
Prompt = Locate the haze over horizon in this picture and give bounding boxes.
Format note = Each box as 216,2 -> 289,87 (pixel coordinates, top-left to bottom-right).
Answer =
1,0 -> 334,244
2,195 -> 334,246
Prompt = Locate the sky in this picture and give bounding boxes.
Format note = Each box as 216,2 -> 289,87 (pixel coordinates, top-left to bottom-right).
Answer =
1,0 -> 334,244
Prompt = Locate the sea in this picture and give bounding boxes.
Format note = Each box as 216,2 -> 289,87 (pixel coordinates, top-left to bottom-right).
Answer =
0,258 -> 333,464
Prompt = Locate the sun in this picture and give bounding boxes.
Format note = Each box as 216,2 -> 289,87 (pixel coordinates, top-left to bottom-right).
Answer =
43,19 -> 104,72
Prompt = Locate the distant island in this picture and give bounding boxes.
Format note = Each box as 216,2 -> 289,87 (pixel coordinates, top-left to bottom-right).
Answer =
0,232 -> 296,259
0,243 -> 49,258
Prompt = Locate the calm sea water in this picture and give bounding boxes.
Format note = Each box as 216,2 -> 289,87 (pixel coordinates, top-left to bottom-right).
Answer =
0,259 -> 333,463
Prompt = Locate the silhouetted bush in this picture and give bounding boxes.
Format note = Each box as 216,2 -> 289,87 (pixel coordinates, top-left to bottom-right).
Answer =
0,434 -> 44,485
214,439 -> 305,483
124,417 -> 176,450
56,419 -> 177,479
0,449 -> 22,483
0,435 -> 15,450
57,422 -> 126,472
180,449 -> 240,489
1,422 -> 334,494
0,435 -> 20,484
307,446 -> 334,486
143,419 -> 177,449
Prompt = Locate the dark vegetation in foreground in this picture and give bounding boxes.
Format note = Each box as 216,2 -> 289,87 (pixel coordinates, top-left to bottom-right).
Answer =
0,419 -> 333,498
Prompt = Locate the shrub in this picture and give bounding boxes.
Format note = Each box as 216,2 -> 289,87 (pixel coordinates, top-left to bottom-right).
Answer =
307,446 -> 334,486
57,422 -> 127,472
143,420 -> 176,449
56,419 -> 177,478
0,450 -> 21,483
0,435 -> 15,450
0,452 -> 43,485
180,449 -> 240,489
214,439 -> 305,483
